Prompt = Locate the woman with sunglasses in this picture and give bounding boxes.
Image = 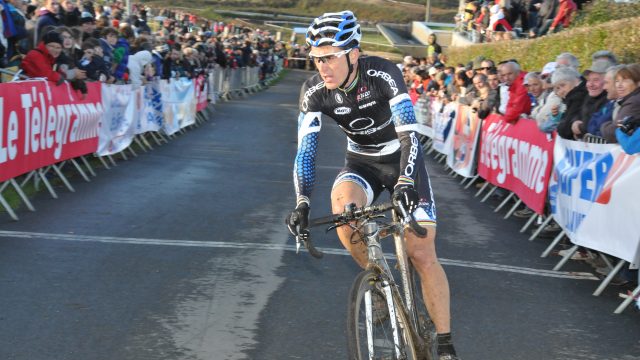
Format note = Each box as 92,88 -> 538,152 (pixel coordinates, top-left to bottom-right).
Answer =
286,10 -> 460,360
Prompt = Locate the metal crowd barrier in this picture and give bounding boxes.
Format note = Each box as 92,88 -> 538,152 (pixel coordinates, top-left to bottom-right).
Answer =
205,62 -> 285,102
0,62 -> 285,223
414,96 -> 639,314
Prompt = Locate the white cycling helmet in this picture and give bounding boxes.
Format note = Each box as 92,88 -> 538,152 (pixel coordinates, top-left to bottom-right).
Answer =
306,10 -> 362,49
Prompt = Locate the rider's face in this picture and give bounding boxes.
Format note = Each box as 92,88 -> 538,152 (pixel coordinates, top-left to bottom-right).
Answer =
309,45 -> 359,90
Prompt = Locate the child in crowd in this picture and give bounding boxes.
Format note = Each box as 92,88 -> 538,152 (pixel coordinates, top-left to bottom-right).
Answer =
77,38 -> 110,82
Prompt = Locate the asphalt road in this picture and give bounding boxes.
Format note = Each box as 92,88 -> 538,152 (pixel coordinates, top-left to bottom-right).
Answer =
1,69 -> 639,360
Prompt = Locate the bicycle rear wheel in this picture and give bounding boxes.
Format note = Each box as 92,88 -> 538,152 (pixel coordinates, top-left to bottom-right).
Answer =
347,269 -> 418,360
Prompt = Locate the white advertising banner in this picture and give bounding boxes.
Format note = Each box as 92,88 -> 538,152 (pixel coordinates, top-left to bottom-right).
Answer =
414,97 -> 434,139
137,82 -> 164,134
432,101 -> 456,156
549,138 -> 640,267
161,78 -> 196,135
97,84 -> 139,156
446,104 -> 482,178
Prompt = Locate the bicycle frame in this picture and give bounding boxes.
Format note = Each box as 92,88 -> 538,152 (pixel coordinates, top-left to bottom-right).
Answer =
303,201 -> 431,359
360,209 -> 424,354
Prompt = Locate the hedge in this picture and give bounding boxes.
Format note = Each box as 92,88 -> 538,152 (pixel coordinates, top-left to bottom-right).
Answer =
445,16 -> 640,72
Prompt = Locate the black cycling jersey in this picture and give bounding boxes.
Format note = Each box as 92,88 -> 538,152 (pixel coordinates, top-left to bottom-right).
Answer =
293,55 -> 436,225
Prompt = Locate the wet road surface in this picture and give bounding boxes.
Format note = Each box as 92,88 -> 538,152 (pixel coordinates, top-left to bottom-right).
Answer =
1,69 -> 639,360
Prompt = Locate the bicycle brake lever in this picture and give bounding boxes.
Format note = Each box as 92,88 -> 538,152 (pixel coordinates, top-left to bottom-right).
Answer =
394,200 -> 427,237
295,225 -> 303,254
326,220 -> 348,233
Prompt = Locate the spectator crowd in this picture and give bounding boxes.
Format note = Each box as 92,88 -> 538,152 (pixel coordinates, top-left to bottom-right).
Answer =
0,0 -> 287,93
401,50 -> 638,148
456,0 -> 583,42
401,48 -> 639,285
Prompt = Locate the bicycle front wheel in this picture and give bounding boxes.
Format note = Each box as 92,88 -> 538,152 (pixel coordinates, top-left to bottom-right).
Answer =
347,269 -> 418,360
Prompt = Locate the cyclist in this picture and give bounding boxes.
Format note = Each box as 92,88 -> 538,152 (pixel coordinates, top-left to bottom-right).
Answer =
286,11 -> 460,360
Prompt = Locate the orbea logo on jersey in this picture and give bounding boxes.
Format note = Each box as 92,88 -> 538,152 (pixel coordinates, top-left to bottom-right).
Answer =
301,82 -> 325,112
404,132 -> 420,177
335,93 -> 343,104
334,107 -> 351,115
366,69 -> 398,96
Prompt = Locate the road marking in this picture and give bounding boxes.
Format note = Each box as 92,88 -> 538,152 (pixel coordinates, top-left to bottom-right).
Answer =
0,230 -> 599,280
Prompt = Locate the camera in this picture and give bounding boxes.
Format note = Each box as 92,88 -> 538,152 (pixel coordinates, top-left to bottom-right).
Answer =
619,115 -> 640,135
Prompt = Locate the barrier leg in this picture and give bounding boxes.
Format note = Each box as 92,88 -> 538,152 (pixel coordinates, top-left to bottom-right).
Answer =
593,259 -> 627,296
80,156 -> 97,177
494,192 -> 515,213
20,171 -> 36,188
151,132 -> 166,145
520,213 -> 539,233
529,215 -> 554,241
37,168 -> 58,199
70,158 -> 91,182
615,284 -> 640,314
475,181 -> 490,197
460,175 -> 474,186
540,230 -> 566,258
600,253 -> 615,270
107,155 -> 117,166
480,185 -> 498,202
95,155 -> 111,169
51,164 -> 75,192
464,175 -> 480,189
553,244 -> 579,271
426,143 -> 436,155
504,198 -> 523,219
10,178 -> 35,211
133,136 -> 148,153
127,146 -> 138,157
119,151 -> 129,161
139,134 -> 154,150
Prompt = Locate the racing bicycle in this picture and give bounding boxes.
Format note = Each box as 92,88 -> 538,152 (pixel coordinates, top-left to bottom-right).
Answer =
295,200 -> 436,360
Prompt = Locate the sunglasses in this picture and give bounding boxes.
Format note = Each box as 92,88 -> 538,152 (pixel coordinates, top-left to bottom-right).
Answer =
309,48 -> 352,65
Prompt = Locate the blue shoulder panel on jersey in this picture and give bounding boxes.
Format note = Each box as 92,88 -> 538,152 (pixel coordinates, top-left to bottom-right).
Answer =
390,96 -> 419,129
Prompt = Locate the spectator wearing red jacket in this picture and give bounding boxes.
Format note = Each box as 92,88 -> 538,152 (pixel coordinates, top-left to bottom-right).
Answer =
550,0 -> 577,32
500,61 -> 531,123
21,31 -> 65,84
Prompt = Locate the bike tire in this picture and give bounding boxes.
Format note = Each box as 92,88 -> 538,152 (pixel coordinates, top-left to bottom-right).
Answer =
347,269 -> 418,360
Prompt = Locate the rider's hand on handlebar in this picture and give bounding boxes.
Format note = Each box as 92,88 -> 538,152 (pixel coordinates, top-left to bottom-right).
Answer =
392,185 -> 420,214
286,202 -> 310,236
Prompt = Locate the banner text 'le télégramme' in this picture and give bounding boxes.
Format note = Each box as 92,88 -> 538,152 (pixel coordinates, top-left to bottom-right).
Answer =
0,81 -> 103,182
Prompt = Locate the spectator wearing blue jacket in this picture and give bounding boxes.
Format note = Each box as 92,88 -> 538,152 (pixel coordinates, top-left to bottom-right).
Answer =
98,27 -> 117,65
112,25 -> 134,82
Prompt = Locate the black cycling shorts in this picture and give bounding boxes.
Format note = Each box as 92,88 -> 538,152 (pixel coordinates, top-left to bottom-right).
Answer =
332,151 -> 437,226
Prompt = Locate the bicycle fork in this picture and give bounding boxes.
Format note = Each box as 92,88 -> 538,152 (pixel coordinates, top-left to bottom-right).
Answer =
361,221 -> 405,360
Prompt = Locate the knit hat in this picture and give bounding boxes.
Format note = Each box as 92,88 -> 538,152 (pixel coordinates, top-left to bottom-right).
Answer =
42,31 -> 63,46
80,11 -> 95,24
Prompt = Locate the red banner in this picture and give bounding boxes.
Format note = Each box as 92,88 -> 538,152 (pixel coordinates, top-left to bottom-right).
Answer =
195,75 -> 208,112
0,81 -> 103,182
477,115 -> 555,214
